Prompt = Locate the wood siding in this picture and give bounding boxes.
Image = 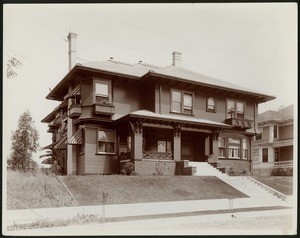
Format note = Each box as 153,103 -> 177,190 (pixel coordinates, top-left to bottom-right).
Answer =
279,124 -> 293,140
84,126 -> 118,174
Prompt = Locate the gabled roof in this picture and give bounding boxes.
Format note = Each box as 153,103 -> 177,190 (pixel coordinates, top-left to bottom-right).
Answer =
46,58 -> 275,103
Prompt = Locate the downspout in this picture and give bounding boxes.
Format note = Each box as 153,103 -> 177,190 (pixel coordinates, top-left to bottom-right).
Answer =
159,84 -> 162,114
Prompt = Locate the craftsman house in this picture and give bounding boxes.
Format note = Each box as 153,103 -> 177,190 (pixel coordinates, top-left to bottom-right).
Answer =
252,104 -> 294,176
42,33 -> 275,175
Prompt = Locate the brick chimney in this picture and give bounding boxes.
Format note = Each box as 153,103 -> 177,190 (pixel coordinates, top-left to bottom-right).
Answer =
67,32 -> 77,71
172,51 -> 182,67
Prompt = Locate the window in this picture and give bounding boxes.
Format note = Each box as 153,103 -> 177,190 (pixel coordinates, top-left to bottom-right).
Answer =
262,148 -> 268,162
227,100 -> 244,119
158,141 -> 167,153
95,82 -> 109,104
207,97 -> 216,112
273,125 -> 278,139
242,139 -> 248,160
274,148 -> 280,162
218,137 -> 226,158
171,90 -> 193,115
97,129 -> 116,154
228,138 -> 240,159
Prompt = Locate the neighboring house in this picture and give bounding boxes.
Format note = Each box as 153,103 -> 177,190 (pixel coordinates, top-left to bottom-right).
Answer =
42,33 -> 275,175
252,105 -> 294,176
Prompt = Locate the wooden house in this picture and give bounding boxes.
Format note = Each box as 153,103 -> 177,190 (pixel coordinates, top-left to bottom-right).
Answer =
42,33 -> 275,175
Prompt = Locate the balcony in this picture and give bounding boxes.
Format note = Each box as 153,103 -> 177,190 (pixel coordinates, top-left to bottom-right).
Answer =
94,102 -> 115,116
224,117 -> 252,129
69,104 -> 81,118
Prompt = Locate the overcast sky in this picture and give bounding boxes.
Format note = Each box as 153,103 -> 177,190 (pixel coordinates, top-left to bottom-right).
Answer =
3,3 -> 297,162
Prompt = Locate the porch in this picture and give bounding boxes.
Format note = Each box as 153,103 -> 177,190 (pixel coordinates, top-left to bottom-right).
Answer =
116,110 -> 231,175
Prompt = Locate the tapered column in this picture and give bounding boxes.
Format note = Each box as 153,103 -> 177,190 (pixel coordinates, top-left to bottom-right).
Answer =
133,120 -> 143,161
173,125 -> 182,161
208,128 -> 221,163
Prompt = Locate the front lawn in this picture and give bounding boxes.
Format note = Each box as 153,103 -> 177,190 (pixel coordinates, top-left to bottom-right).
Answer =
252,176 -> 293,195
61,175 -> 248,205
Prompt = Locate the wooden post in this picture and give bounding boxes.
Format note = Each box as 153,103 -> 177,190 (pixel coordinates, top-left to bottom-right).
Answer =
173,124 -> 182,161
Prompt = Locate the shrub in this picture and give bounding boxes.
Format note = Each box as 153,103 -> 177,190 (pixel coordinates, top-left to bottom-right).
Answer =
228,167 -> 235,176
271,167 -> 293,176
120,161 -> 136,175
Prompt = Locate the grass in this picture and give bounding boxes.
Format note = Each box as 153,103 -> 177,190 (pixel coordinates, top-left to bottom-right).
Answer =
252,176 -> 293,196
61,175 -> 248,205
7,170 -> 77,210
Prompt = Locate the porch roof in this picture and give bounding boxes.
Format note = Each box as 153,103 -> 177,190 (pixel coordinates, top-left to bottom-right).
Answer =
117,110 -> 231,129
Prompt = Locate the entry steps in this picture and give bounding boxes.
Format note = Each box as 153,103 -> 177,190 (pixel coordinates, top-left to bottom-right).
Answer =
189,162 -> 288,203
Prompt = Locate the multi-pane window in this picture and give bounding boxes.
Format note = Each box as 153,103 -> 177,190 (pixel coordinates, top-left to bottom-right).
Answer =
273,125 -> 278,139
98,129 -> 116,154
171,90 -> 193,115
95,82 -> 109,104
242,139 -> 248,159
227,100 -> 244,119
262,148 -> 268,163
228,138 -> 240,159
218,137 -> 226,158
207,97 -> 216,112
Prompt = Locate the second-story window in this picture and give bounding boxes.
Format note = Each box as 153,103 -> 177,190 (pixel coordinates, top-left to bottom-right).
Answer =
227,100 -> 244,119
171,89 -> 193,115
273,125 -> 278,139
95,82 -> 109,104
207,97 -> 216,112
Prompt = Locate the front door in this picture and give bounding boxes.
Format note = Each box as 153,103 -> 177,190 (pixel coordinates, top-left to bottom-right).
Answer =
181,141 -> 193,161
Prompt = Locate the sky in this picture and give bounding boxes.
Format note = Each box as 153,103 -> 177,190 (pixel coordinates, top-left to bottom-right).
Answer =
3,3 -> 297,163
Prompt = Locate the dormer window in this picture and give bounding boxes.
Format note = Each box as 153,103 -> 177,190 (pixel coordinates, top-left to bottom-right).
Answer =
207,97 -> 216,112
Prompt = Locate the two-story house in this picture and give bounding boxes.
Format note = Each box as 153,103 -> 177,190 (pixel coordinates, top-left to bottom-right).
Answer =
42,33 -> 275,175
252,104 -> 294,176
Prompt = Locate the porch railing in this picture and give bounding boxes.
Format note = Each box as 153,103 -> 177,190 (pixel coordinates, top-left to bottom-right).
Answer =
143,151 -> 173,160
252,160 -> 293,169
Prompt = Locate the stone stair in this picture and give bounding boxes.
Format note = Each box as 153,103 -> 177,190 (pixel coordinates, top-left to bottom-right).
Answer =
188,162 -> 225,176
189,162 -> 287,204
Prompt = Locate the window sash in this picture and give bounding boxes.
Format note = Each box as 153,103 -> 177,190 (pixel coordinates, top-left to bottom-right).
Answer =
207,98 -> 215,111
95,83 -> 108,97
98,129 -> 116,154
171,90 -> 193,114
273,125 -> 278,138
262,148 -> 268,162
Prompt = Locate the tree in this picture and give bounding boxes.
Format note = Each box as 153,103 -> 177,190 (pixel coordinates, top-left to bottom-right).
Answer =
6,55 -> 23,79
8,110 -> 39,171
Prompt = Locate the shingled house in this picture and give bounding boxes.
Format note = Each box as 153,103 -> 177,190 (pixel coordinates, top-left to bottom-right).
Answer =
42,33 -> 275,175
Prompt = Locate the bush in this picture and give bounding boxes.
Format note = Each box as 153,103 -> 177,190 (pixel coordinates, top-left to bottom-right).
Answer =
120,161 -> 136,175
271,167 -> 293,176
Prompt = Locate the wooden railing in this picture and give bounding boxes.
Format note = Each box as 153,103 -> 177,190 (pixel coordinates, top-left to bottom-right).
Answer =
143,151 -> 173,160
274,160 -> 293,168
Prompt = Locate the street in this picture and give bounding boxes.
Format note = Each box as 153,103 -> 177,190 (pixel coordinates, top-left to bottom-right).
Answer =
5,209 -> 295,236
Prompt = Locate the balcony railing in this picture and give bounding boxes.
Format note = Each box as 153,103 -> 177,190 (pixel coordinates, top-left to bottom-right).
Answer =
224,117 -> 252,129
69,104 -> 81,118
94,103 -> 115,116
143,151 -> 173,160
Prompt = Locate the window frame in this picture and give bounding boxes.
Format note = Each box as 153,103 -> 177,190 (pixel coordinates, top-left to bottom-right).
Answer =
207,97 -> 216,112
262,148 -> 268,163
226,99 -> 245,119
171,89 -> 194,115
94,80 -> 112,104
97,129 -> 116,155
273,125 -> 278,139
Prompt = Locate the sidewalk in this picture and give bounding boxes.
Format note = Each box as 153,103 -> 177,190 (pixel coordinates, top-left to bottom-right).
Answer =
3,196 -> 293,227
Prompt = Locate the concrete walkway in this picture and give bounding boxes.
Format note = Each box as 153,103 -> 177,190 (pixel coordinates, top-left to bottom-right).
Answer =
3,196 -> 293,227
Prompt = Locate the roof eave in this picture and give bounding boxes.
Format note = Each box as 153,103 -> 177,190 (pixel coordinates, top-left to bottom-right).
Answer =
144,71 -> 276,103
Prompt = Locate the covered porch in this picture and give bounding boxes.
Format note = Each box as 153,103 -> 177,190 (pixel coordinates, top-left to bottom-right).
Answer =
116,110 -> 231,175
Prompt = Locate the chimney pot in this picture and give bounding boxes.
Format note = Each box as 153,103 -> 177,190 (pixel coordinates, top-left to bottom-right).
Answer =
67,32 -> 77,71
172,51 -> 182,67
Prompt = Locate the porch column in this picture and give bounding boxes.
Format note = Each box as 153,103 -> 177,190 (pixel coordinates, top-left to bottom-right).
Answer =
173,125 -> 182,161
208,128 -> 221,163
133,120 -> 143,160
